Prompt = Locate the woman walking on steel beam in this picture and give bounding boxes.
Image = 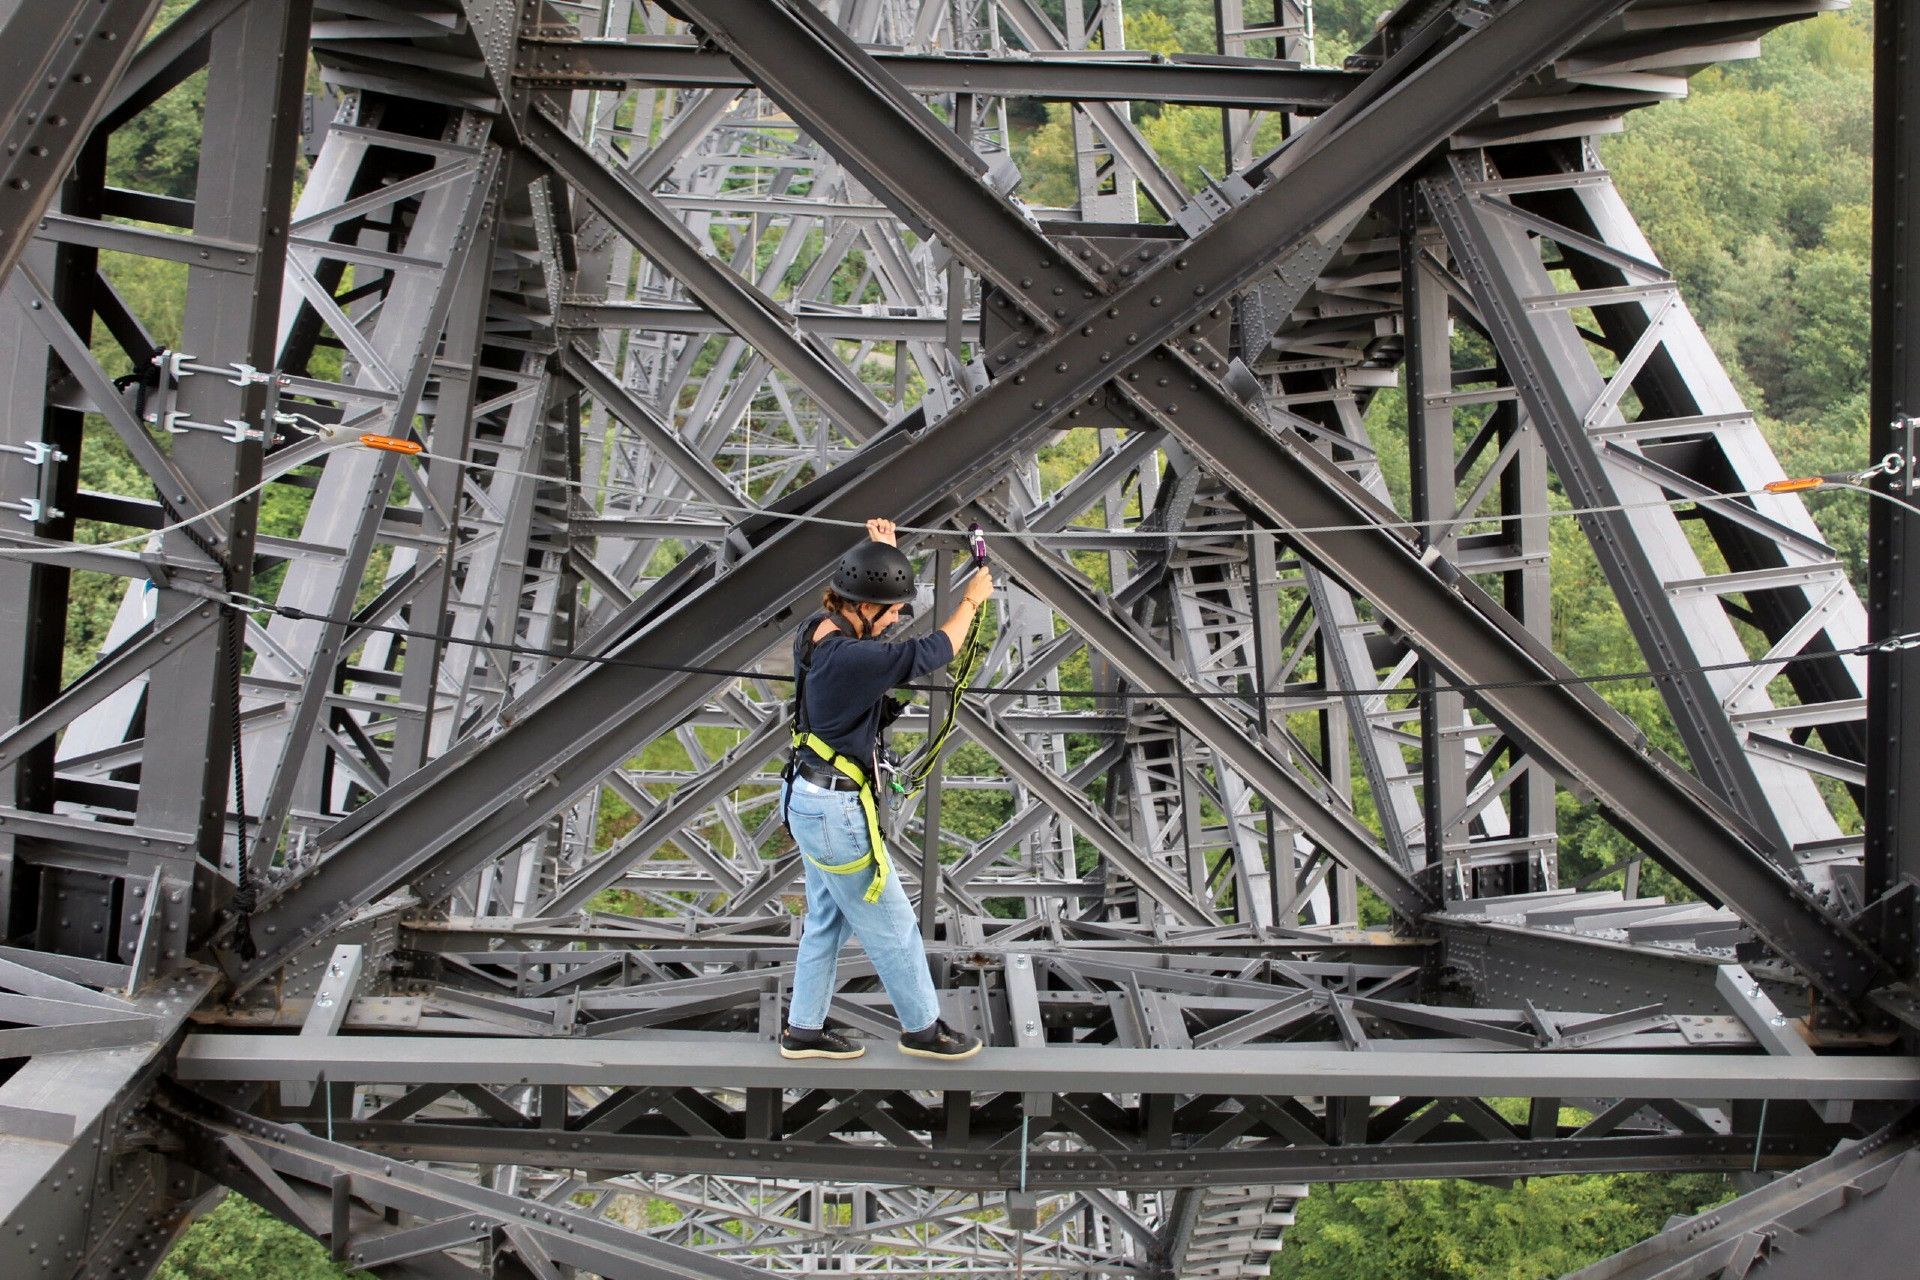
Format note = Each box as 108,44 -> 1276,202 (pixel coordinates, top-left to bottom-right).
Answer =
778,518 -> 993,1061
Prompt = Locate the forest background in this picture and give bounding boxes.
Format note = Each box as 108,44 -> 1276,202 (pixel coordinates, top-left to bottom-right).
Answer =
74,0 -> 1874,1276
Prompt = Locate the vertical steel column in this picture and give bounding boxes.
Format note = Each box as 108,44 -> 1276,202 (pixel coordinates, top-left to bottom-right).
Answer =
0,239 -> 61,942
1403,187 -> 1471,896
133,0 -> 311,942
1870,0 -> 1920,979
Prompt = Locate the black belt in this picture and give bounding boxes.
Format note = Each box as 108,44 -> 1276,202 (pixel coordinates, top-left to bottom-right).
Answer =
793,755 -> 864,791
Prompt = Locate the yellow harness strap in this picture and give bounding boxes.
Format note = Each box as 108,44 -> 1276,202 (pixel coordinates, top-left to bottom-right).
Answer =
792,731 -> 891,903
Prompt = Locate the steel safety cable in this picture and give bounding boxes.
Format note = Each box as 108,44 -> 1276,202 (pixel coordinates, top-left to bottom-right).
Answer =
202,587 -> 1920,705
3,432 -> 1909,559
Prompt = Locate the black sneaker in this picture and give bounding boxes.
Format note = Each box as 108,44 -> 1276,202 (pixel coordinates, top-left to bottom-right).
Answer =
779,1025 -> 865,1059
898,1018 -> 983,1060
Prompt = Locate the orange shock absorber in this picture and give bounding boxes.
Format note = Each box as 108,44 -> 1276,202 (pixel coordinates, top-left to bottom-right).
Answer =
359,433 -> 423,455
1764,477 -> 1824,494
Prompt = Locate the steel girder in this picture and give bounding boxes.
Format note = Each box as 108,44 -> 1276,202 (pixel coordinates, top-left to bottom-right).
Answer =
1427,150 -> 1868,879
228,0 -> 1620,990
1869,0 -> 1920,985
171,1025 -> 1918,1186
0,0 -> 171,284
652,0 -> 1884,1001
0,1 -> 1914,1277
514,36 -> 1359,108
224,0 -> 1858,990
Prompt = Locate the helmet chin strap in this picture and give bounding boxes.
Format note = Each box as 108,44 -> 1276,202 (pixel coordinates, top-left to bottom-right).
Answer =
841,601 -> 877,639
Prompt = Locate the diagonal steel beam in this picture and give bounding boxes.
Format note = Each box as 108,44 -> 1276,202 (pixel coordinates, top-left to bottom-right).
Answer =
231,0 -> 1881,1006
0,609 -> 218,775
953,700 -> 1218,927
986,526 -> 1429,919
225,0 -> 1615,977
996,0 -> 1189,215
662,0 -> 1886,1003
521,107 -> 887,439
0,0 -> 168,282
559,342 -> 741,512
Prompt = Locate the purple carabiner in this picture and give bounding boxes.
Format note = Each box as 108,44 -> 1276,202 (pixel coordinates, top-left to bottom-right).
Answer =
968,522 -> 988,568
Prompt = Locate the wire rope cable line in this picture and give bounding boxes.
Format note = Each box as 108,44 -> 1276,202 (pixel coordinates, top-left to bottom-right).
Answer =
196,582 -> 1920,705
5,429 -> 1911,562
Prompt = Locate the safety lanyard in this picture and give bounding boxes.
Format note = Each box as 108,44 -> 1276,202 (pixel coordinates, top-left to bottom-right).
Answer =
783,613 -> 893,904
892,524 -> 990,805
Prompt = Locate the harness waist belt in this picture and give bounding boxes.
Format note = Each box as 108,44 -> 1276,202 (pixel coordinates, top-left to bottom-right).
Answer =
794,756 -> 863,791
789,731 -> 892,903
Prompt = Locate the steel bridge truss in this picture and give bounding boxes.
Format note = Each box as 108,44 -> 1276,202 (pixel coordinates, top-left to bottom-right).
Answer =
2,0 -> 1918,1277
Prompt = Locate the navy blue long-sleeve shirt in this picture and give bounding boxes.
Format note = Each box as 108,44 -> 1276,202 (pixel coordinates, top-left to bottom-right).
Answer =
792,612 -> 954,769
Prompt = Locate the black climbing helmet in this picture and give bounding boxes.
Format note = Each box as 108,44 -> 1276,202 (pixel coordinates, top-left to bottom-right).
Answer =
832,541 -> 916,604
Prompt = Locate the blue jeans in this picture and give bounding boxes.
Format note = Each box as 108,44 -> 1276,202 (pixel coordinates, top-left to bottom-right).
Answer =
781,775 -> 940,1035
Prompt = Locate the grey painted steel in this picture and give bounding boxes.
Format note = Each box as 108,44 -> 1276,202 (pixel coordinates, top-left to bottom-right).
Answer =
177,1032 -> 1920,1100
560,342 -> 741,511
133,0 -> 314,931
1870,0 -> 1920,982
0,969 -> 218,1280
517,37 -> 1357,107
280,943 -> 364,1109
0,0 -> 168,283
1564,1113 -> 1920,1279
988,528 -> 1430,918
167,1089 -> 768,1280
1426,157 -> 1859,871
997,0 -> 1188,215
220,0 -> 1512,990
667,0 -> 1883,1001
0,2 -> 1915,1277
522,106 -> 887,437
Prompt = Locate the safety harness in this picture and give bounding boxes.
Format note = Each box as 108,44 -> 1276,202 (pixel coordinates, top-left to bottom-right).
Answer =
781,528 -> 993,902
782,612 -> 895,904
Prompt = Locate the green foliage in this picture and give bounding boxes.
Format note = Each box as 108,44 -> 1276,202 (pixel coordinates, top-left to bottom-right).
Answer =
151,6 -> 1860,1278
1604,10 -> 1876,506
1273,1172 -> 1735,1279
157,1194 -> 367,1280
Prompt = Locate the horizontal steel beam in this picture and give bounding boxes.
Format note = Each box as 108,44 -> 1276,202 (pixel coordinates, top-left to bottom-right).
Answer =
514,38 -> 1355,108
561,301 -> 979,342
178,1032 -> 1920,1100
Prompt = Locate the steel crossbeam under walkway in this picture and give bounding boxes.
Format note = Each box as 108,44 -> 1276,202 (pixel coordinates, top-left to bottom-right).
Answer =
0,1 -> 1915,1277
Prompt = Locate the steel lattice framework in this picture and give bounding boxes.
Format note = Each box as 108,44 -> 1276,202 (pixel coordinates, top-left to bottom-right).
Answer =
1,0 -> 1918,1277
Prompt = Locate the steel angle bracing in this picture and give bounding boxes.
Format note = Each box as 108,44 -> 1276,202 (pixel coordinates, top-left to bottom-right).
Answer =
660,0 -> 1884,999
2,1 -> 1917,1277
1425,152 -> 1869,880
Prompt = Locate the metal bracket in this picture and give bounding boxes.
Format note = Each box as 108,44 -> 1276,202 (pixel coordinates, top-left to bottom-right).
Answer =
281,944 -> 366,1109
0,496 -> 60,523
0,441 -> 68,466
161,410 -> 264,444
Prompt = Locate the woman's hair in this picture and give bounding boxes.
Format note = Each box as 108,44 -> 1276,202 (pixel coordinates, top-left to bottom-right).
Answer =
822,588 -> 859,616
